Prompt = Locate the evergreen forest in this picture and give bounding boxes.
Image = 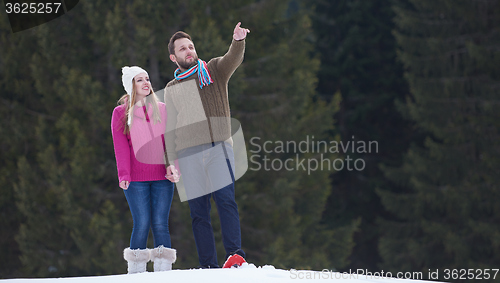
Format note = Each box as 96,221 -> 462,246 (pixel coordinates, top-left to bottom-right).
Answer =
1,0 -> 499,282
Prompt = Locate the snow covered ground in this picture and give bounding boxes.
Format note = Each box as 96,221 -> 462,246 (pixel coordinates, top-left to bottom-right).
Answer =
1,263 -> 444,283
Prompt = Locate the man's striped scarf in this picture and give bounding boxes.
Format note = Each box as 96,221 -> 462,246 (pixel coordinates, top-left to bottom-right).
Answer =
174,59 -> 213,89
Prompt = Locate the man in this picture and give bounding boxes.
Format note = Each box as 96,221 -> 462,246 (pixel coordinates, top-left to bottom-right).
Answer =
163,22 -> 250,268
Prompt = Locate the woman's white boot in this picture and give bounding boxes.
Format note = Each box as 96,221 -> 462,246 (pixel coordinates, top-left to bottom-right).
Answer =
123,247 -> 151,274
150,245 -> 176,272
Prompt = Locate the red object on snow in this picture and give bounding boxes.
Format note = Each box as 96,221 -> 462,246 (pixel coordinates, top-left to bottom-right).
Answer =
222,254 -> 246,268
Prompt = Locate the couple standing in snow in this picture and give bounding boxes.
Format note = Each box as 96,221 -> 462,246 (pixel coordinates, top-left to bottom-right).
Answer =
111,22 -> 250,273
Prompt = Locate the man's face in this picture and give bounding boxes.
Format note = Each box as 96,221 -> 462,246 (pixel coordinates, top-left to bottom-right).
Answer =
170,38 -> 199,70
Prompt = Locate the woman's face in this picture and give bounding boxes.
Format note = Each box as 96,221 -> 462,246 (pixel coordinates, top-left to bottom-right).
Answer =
134,73 -> 151,101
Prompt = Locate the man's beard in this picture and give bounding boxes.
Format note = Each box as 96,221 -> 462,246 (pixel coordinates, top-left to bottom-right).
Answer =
177,55 -> 198,70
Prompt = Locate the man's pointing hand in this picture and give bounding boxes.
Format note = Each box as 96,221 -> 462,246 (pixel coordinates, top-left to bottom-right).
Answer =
233,22 -> 250,41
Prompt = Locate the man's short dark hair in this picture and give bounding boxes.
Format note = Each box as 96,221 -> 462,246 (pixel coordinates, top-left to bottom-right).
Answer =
168,31 -> 192,55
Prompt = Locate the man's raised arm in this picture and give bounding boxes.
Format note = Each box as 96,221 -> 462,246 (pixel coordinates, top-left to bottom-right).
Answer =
216,22 -> 250,79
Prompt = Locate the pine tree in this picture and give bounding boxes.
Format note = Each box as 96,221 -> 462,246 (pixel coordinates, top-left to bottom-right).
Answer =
308,0 -> 413,270
0,13 -> 41,278
378,0 -> 500,281
12,14 -> 128,274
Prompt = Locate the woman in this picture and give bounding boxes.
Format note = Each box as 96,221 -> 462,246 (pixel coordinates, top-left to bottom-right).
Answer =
111,66 -> 177,274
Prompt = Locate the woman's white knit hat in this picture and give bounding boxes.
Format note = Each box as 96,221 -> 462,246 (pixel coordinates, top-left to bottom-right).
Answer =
121,66 -> 148,125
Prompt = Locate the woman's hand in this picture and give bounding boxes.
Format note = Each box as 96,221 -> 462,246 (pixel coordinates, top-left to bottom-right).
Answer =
120,180 -> 130,190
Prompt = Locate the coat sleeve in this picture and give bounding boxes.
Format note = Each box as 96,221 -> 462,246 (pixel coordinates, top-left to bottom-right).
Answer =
213,39 -> 245,82
111,106 -> 132,183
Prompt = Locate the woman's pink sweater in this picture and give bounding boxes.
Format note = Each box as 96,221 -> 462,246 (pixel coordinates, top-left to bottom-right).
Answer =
111,102 -> 167,183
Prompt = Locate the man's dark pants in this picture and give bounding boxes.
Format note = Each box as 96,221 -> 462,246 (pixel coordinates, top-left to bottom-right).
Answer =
179,141 -> 245,267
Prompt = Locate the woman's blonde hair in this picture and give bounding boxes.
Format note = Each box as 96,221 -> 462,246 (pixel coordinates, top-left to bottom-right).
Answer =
117,79 -> 162,134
